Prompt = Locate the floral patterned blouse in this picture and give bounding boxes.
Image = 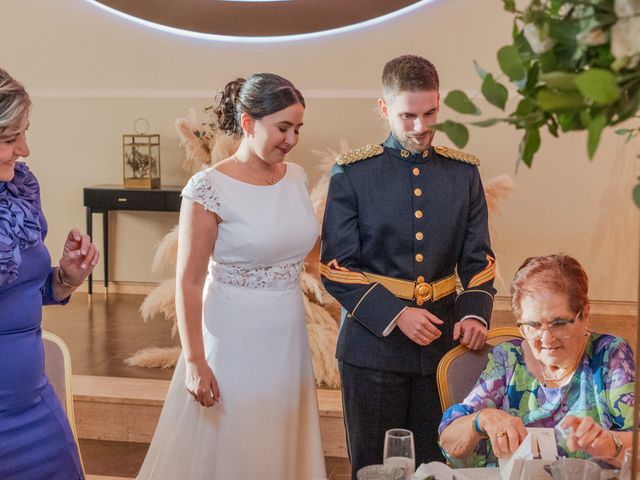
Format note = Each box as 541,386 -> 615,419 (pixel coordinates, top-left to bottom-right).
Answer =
438,333 -> 635,467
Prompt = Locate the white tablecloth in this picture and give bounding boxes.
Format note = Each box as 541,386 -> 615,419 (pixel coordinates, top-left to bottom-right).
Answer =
414,463 -> 499,479
455,468 -> 501,479
415,464 -> 618,480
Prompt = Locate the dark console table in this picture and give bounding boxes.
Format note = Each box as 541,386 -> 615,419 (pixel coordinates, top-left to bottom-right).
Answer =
83,184 -> 182,294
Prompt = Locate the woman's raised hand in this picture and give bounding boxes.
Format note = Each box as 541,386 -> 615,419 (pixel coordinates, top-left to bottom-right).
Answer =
59,228 -> 99,286
185,358 -> 220,407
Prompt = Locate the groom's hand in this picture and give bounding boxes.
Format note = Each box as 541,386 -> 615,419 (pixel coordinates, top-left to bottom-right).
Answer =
396,307 -> 443,346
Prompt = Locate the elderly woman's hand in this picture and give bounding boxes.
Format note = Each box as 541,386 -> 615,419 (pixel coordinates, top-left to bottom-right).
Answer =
560,415 -> 617,458
479,409 -> 529,458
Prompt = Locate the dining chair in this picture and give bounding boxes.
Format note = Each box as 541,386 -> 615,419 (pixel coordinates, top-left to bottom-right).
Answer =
42,330 -> 85,474
436,326 -> 523,411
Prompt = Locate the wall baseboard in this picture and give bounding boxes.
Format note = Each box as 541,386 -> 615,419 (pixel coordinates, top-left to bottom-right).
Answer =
493,295 -> 637,317
75,281 -> 158,295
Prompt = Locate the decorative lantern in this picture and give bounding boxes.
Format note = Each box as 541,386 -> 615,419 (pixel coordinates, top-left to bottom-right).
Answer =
123,118 -> 161,189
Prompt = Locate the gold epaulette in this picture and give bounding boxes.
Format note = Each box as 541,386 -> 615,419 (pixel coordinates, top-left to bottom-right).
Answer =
336,144 -> 384,166
434,146 -> 480,166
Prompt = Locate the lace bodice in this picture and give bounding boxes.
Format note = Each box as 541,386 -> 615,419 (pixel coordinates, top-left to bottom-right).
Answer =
181,163 -> 317,292
211,259 -> 304,290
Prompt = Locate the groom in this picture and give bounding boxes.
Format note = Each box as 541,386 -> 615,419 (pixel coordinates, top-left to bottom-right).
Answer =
320,54 -> 496,477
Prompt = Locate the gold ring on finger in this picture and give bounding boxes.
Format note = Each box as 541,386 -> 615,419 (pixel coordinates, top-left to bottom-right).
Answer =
496,431 -> 506,438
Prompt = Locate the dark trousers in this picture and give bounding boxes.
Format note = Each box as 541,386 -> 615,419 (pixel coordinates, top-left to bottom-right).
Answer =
339,361 -> 444,479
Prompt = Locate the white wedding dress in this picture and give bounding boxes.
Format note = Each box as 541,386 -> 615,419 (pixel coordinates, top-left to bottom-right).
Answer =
137,163 -> 327,480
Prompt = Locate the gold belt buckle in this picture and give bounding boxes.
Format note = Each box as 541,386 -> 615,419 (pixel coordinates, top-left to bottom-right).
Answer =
414,282 -> 432,306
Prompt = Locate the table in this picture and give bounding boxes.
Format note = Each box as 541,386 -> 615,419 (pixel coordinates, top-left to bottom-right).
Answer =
415,464 -> 617,479
413,463 -> 500,479
414,466 -> 499,479
83,184 -> 182,294
455,468 -> 500,479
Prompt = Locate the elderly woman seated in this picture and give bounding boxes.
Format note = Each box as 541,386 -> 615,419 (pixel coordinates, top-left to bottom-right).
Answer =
438,254 -> 634,467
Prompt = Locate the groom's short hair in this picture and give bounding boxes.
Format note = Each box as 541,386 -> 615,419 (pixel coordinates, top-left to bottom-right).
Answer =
382,54 -> 440,101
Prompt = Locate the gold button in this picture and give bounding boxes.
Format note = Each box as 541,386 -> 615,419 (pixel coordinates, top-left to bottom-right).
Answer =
415,232 -> 424,241
414,188 -> 422,197
414,210 -> 423,219
412,167 -> 420,176
415,254 -> 424,263
401,150 -> 410,158
422,150 -> 430,158
417,276 -> 425,283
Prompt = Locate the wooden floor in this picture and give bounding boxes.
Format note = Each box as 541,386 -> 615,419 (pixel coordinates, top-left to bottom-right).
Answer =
43,293 -> 178,380
42,292 -> 637,478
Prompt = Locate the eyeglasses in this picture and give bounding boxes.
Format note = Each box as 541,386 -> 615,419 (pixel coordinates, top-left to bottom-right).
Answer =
516,312 -> 581,340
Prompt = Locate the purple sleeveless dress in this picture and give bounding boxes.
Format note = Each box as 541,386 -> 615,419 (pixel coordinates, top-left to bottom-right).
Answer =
0,162 -> 83,479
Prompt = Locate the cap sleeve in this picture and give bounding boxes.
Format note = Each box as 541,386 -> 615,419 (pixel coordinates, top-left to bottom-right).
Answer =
289,162 -> 309,189
181,169 -> 225,218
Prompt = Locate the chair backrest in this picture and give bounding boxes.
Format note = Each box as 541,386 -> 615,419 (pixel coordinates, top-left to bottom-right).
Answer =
436,327 -> 523,411
42,331 -> 84,472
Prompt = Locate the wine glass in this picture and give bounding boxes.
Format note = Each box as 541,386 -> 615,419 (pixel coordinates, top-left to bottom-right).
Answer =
588,456 -> 620,480
356,464 -> 405,480
548,457 -> 601,480
620,447 -> 640,480
382,428 -> 415,480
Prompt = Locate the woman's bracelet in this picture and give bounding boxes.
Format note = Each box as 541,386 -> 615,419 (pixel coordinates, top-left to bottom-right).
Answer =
473,411 -> 489,439
57,266 -> 81,289
610,431 -> 623,459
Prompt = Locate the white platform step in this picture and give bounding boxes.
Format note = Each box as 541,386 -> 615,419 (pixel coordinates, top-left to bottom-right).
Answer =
73,375 -> 347,458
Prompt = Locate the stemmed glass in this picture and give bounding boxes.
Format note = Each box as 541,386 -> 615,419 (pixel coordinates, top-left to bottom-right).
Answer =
356,464 -> 405,480
382,429 -> 415,480
620,447 -> 640,480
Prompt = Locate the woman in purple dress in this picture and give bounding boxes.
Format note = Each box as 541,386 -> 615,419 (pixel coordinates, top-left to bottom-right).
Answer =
0,68 -> 99,479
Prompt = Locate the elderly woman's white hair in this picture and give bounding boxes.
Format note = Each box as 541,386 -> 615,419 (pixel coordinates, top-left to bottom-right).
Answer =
0,68 -> 31,140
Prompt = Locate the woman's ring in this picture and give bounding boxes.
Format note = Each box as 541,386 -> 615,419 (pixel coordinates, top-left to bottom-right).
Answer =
496,431 -> 506,438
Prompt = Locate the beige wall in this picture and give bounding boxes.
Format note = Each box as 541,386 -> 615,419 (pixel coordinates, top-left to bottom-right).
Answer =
3,0 -> 638,302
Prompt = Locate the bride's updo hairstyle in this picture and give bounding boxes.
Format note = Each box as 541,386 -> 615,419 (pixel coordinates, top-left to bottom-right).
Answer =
214,73 -> 305,137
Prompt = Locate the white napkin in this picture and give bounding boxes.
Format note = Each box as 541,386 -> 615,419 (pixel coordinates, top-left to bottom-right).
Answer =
414,462 -> 474,480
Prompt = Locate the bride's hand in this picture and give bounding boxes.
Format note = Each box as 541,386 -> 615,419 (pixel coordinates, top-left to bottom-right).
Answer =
185,358 -> 220,407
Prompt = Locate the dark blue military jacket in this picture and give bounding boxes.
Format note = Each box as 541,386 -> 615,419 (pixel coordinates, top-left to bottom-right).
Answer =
320,134 -> 496,375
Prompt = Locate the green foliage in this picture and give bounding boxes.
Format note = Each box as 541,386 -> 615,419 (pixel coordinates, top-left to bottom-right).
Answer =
445,90 -> 481,115
481,74 -> 509,110
434,120 -> 469,148
432,0 -> 640,171
587,113 -> 607,158
520,127 -> 541,167
498,45 -> 527,81
634,182 -> 640,209
576,68 -> 621,105
536,88 -> 585,111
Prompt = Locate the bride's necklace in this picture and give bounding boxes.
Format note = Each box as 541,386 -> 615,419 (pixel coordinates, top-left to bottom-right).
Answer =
234,156 -> 276,185
531,335 -> 588,388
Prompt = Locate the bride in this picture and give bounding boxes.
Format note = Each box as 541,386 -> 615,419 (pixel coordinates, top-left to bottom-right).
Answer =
137,73 -> 327,480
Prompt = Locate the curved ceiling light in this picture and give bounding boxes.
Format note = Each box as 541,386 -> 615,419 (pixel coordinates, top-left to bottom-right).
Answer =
83,0 -> 440,43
